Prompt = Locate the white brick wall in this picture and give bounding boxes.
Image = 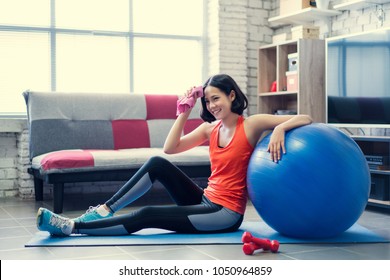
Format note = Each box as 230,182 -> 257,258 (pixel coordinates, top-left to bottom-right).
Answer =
246,0 -> 273,115
0,133 -> 19,197
327,1 -> 390,37
17,130 -> 34,198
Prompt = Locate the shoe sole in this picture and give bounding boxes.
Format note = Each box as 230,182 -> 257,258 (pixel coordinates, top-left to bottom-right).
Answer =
36,207 -> 44,230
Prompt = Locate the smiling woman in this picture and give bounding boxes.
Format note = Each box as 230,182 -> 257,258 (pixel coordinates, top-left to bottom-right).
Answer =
35,73 -> 312,237
0,0 -> 205,115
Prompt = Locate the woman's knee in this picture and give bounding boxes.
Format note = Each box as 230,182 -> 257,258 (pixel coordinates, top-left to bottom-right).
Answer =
146,156 -> 171,167
145,156 -> 178,178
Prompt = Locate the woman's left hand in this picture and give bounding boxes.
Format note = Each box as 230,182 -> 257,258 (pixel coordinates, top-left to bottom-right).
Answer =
267,126 -> 286,163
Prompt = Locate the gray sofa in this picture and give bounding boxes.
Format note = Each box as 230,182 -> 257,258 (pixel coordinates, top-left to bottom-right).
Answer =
24,91 -> 210,213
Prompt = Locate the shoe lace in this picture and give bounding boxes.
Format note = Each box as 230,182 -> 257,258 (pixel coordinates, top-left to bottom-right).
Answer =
49,214 -> 71,230
78,205 -> 100,220
85,205 -> 100,215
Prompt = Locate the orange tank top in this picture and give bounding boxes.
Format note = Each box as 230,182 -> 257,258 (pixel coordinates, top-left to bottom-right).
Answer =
204,115 -> 254,215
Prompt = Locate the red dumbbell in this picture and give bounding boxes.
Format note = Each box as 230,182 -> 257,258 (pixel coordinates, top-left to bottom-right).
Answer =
242,242 -> 262,255
242,231 -> 279,253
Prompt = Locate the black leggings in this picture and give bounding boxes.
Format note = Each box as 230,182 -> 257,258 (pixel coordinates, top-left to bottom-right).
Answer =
74,156 -> 243,235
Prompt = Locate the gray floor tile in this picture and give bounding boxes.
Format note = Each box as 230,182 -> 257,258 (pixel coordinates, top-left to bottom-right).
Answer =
0,247 -> 54,260
287,247 -> 365,260
0,226 -> 31,238
46,245 -> 128,260
129,246 -> 215,260
339,243 -> 390,259
0,196 -> 389,260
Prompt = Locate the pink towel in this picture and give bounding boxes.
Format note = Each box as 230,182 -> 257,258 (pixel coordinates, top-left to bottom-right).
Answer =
176,85 -> 204,116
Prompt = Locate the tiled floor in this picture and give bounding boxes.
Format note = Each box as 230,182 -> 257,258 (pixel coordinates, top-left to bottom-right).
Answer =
0,195 -> 389,260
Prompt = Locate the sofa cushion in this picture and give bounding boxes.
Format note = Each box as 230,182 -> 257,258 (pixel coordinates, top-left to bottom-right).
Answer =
24,91 -> 206,159
112,120 -> 150,149
31,146 -> 210,175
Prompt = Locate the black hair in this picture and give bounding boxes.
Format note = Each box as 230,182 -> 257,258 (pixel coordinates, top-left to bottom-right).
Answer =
200,74 -> 248,123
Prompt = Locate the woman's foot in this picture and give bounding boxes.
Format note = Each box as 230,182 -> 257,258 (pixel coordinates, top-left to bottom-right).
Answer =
36,208 -> 74,236
73,205 -> 113,223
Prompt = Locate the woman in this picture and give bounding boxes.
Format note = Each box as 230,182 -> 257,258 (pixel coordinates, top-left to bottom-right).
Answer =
36,74 -> 312,236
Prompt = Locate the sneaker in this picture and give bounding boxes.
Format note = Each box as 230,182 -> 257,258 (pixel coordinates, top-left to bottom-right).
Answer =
73,205 -> 113,223
36,208 -> 73,236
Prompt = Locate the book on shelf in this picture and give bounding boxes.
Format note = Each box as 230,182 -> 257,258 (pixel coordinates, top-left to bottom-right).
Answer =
365,155 -> 389,165
368,164 -> 390,171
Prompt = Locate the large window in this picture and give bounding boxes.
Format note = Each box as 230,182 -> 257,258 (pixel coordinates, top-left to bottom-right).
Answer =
0,0 -> 205,115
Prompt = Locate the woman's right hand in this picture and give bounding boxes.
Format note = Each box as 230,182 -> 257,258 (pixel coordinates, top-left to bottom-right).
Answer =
183,85 -> 203,99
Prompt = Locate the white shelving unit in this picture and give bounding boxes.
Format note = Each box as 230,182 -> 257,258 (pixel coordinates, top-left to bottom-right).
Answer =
334,0 -> 390,10
269,7 -> 341,27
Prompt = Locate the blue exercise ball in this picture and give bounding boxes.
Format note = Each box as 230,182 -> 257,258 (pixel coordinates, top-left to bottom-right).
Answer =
247,123 -> 370,239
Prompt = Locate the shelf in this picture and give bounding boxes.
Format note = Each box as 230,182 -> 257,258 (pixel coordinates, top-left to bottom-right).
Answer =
260,39 -> 300,49
368,198 -> 390,209
269,7 -> 342,27
258,91 -> 297,97
352,135 -> 390,141
334,0 -> 390,11
370,169 -> 390,175
352,136 -> 390,209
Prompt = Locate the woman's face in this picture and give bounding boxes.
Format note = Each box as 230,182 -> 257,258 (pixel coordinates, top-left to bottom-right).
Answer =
204,86 -> 234,120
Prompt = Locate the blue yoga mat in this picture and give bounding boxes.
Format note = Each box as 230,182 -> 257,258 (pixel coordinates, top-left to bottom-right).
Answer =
25,221 -> 389,247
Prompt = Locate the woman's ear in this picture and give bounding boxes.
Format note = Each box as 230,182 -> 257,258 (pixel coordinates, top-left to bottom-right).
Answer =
229,90 -> 236,101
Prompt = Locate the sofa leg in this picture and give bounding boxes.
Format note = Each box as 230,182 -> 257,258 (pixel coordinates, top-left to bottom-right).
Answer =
33,177 -> 44,201
53,183 -> 64,214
